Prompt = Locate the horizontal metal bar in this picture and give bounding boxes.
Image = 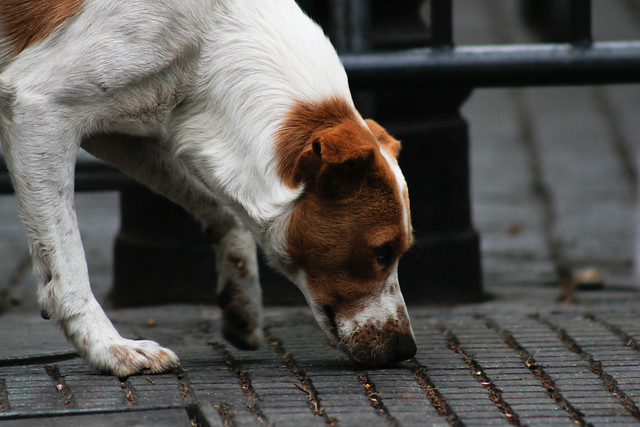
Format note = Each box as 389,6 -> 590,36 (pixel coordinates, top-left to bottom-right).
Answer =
341,41 -> 640,88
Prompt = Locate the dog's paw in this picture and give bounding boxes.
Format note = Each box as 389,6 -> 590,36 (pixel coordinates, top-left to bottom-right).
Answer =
222,322 -> 263,351
220,304 -> 263,350
88,339 -> 180,377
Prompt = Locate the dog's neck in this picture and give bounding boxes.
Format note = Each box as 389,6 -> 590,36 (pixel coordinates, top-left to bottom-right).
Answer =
171,0 -> 355,255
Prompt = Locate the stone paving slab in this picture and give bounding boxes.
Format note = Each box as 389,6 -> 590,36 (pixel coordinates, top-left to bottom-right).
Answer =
2,288 -> 640,426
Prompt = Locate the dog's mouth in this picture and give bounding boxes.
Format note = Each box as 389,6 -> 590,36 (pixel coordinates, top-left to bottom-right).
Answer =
316,303 -> 417,366
320,304 -> 340,341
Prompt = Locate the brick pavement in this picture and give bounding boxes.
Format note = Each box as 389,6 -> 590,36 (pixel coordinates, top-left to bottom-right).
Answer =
3,290 -> 640,426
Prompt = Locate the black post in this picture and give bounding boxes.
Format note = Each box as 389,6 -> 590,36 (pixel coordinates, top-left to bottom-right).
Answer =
112,186 -> 218,306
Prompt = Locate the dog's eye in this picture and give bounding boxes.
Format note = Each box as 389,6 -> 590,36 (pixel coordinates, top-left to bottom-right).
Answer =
375,244 -> 393,267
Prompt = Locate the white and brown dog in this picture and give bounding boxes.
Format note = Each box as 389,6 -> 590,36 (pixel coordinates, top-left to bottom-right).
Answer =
0,0 -> 416,376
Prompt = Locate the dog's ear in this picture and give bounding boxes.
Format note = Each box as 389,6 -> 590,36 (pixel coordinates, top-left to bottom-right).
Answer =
365,119 -> 401,158
295,122 -> 375,195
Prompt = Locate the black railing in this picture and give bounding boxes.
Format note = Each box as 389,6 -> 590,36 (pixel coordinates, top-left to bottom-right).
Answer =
342,41 -> 640,88
340,0 -> 640,88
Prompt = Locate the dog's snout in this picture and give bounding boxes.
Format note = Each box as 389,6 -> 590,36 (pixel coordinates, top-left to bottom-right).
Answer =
321,305 -> 339,338
391,333 -> 417,362
335,313 -> 416,366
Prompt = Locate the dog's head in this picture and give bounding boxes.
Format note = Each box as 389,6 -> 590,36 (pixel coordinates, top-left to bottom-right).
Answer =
276,97 -> 416,366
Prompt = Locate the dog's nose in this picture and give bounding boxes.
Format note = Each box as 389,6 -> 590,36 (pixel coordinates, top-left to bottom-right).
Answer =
392,333 -> 417,362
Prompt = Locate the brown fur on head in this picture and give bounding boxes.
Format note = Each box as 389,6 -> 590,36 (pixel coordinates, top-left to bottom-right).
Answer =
276,97 -> 416,365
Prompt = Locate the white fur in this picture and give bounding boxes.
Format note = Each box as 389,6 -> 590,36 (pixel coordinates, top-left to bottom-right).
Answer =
0,21 -> 9,73
379,146 -> 410,233
0,0 -> 412,375
340,267 -> 409,334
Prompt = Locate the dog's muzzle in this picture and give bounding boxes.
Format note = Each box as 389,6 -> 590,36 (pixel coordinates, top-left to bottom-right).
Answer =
344,318 -> 417,365
321,304 -> 417,366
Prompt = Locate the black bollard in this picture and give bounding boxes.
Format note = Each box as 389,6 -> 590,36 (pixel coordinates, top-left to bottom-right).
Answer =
111,186 -> 218,306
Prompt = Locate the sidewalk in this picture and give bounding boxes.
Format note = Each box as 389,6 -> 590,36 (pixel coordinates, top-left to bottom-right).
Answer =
2,0 -> 640,426
2,288 -> 640,426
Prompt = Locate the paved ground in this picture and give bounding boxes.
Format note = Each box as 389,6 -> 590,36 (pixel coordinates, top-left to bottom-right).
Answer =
2,0 -> 640,426
3,289 -> 640,426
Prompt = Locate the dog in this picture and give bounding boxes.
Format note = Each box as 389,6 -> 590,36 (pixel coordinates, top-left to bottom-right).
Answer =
0,0 -> 416,376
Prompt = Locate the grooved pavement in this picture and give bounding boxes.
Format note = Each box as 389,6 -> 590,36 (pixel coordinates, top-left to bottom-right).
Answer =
3,292 -> 640,426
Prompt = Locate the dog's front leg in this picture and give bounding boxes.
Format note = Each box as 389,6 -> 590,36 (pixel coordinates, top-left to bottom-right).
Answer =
1,107 -> 179,377
82,135 -> 264,351
207,213 -> 263,350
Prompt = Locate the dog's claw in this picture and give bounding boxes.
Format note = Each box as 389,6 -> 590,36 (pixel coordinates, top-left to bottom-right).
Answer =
89,339 -> 180,377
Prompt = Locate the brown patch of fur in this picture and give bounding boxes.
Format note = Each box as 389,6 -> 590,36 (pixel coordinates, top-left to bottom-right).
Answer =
276,98 -> 411,318
365,119 -> 401,158
276,97 -> 356,188
367,118 -> 413,241
0,0 -> 84,56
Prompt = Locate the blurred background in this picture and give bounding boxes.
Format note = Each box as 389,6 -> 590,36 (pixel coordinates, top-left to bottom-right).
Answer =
1,0 -> 639,313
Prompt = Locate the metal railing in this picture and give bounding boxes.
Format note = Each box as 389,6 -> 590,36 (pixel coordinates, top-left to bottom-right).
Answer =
341,0 -> 640,88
